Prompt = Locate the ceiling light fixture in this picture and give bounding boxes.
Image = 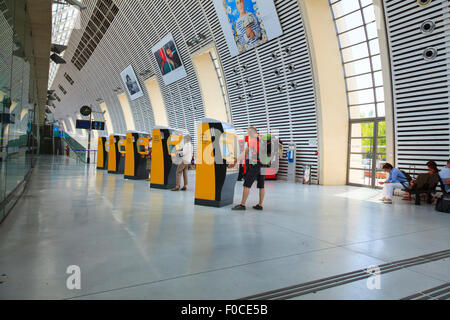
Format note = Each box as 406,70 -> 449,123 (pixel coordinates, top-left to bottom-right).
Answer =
50,53 -> 67,64
51,43 -> 68,54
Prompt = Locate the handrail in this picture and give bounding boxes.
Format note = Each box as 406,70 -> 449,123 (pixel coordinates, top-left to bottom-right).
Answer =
62,132 -> 93,164
63,137 -> 87,163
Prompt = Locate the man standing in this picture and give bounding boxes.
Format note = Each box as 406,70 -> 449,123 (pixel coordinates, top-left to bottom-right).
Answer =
172,135 -> 193,191
439,159 -> 450,193
379,163 -> 409,204
231,126 -> 265,211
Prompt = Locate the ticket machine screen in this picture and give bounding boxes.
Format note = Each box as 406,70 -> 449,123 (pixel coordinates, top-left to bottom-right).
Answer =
138,145 -> 146,153
220,133 -> 236,164
168,135 -> 182,155
120,146 -> 125,152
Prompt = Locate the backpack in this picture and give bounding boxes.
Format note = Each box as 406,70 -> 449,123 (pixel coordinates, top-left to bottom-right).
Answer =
400,170 -> 413,182
258,134 -> 276,168
435,194 -> 450,213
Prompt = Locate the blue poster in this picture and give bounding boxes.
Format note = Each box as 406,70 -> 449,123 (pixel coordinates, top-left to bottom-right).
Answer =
213,0 -> 283,56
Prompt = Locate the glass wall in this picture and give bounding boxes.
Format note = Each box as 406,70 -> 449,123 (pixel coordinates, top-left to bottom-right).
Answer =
0,0 -> 38,222
330,0 -> 386,187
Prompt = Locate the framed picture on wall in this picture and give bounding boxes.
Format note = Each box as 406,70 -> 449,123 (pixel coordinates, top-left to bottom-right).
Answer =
151,33 -> 187,85
213,0 -> 283,57
120,65 -> 144,100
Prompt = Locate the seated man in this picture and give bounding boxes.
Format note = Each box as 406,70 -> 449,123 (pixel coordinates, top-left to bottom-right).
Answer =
379,163 -> 409,204
402,160 -> 440,203
439,159 -> 450,194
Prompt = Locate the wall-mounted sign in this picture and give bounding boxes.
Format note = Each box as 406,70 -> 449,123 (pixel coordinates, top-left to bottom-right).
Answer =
120,65 -> 144,100
308,138 -> 318,147
152,33 -> 187,85
213,0 -> 283,57
91,121 -> 105,130
75,119 -> 91,129
75,120 -> 105,130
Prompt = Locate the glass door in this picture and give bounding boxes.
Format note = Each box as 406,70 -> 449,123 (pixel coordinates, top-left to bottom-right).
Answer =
348,119 -> 386,188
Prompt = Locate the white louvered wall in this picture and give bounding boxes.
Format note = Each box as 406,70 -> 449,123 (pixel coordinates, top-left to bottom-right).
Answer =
383,0 -> 450,173
201,0 -> 318,181
51,0 -> 319,182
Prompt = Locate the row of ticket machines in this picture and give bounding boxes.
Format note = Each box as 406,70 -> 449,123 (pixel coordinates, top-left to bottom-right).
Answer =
96,119 -> 242,207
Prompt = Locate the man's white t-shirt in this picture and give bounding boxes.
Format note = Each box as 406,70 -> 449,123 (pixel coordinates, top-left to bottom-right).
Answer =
181,142 -> 193,164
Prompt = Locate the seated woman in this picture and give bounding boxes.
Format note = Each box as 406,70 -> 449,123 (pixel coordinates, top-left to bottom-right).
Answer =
402,160 -> 439,203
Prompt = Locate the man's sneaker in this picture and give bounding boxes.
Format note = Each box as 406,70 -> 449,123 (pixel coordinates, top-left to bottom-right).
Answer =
232,204 -> 246,211
253,204 -> 263,210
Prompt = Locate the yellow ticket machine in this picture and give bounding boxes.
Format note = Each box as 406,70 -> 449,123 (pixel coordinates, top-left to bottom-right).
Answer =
97,136 -> 107,170
150,127 -> 183,189
107,134 -> 122,174
124,131 -> 150,179
195,118 -> 239,207
117,136 -> 126,174
105,136 -> 110,168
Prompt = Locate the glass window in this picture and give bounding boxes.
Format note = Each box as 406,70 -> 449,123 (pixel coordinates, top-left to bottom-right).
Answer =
362,5 -> 376,23
378,121 -> 386,136
330,0 -> 387,187
335,11 -> 364,33
369,39 -> 380,55
349,104 -> 376,119
351,122 -> 374,138
377,103 -> 385,117
349,168 -> 371,185
377,138 -> 386,154
351,138 -> 373,153
344,58 -> 371,76
338,27 -> 366,48
371,55 -> 382,71
366,21 -> 378,39
373,71 -> 383,86
348,88 -> 375,105
360,0 -> 373,6
350,155 -> 368,170
331,1 -> 360,19
375,87 -> 384,102
330,0 -> 385,118
346,73 -> 373,91
341,42 -> 369,62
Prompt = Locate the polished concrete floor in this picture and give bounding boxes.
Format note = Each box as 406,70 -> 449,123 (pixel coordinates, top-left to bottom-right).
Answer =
0,156 -> 449,299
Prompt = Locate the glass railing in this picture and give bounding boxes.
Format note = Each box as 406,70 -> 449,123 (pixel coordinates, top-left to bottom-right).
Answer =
62,132 -> 87,162
62,132 -> 97,164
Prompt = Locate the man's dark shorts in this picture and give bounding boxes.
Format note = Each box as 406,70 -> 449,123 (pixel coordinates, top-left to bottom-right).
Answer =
243,163 -> 265,189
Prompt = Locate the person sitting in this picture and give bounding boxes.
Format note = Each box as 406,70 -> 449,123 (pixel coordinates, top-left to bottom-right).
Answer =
379,163 -> 408,204
439,159 -> 450,194
402,161 -> 440,204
